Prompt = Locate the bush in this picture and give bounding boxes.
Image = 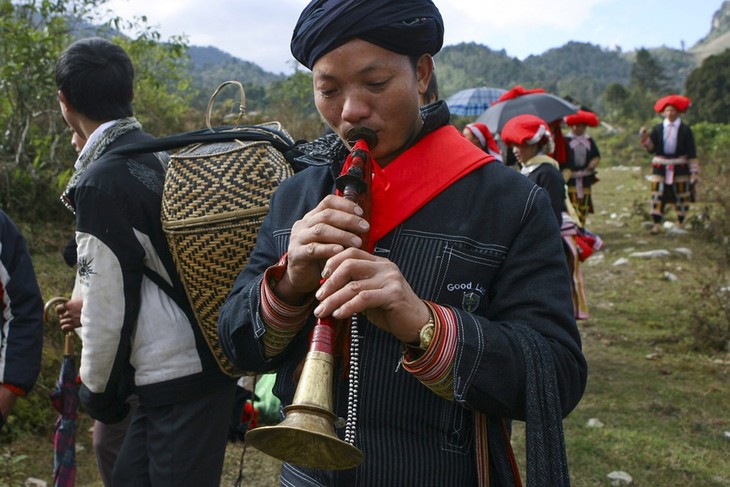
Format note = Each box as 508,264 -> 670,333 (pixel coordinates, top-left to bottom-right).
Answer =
684,122 -> 730,352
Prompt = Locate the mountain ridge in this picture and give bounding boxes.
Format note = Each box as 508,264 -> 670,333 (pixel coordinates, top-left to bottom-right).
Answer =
186,3 -> 728,111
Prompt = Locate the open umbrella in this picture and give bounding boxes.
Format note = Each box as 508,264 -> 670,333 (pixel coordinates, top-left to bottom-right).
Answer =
45,297 -> 78,487
476,93 -> 579,133
445,87 -> 507,116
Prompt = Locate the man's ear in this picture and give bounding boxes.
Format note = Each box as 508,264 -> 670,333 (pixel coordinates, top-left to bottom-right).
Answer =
416,54 -> 434,96
58,90 -> 72,113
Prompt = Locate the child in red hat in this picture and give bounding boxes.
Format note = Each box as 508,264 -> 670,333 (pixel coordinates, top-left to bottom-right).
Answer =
502,114 -> 591,320
462,123 -> 503,162
564,110 -> 601,227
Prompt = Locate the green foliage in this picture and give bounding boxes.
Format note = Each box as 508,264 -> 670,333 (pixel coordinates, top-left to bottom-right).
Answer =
601,83 -> 631,120
630,48 -> 670,95
681,122 -> 730,351
264,69 -> 325,141
523,42 -> 631,109
0,0 -> 84,219
0,449 -> 30,487
187,46 -> 285,111
646,46 -> 696,92
435,42 -> 526,99
685,49 -> 730,123
431,41 -> 695,120
0,0 -> 197,223
112,30 -> 194,136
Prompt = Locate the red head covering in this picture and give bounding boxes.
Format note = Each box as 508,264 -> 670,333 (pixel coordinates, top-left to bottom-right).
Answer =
494,84 -> 546,104
654,94 -> 691,113
500,114 -> 551,146
465,123 -> 502,161
565,110 -> 600,127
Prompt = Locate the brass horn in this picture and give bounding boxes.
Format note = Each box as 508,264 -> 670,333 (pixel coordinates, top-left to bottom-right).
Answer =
245,129 -> 377,470
244,319 -> 364,469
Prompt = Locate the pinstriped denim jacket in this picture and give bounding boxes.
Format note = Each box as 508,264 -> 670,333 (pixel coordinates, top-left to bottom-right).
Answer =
219,116 -> 587,486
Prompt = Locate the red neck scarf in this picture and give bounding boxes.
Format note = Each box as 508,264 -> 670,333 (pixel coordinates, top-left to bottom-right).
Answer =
339,125 -> 494,252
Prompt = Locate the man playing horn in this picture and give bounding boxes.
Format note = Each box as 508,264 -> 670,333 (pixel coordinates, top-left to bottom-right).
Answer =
219,1 -> 586,485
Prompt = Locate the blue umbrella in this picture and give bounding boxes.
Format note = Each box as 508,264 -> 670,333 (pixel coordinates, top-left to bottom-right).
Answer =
445,87 -> 507,116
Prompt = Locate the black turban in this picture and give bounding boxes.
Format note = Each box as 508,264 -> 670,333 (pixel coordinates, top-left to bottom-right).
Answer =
291,0 -> 444,70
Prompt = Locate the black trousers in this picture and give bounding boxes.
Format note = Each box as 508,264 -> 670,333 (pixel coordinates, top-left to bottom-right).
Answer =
112,381 -> 236,487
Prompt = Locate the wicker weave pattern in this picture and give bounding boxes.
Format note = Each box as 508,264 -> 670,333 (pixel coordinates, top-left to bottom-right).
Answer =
161,124 -> 294,376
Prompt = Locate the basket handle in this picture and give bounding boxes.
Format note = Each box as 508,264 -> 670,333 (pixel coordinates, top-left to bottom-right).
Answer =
206,80 -> 247,132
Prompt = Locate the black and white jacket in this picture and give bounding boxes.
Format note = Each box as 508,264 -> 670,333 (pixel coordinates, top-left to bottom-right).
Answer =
68,128 -> 231,422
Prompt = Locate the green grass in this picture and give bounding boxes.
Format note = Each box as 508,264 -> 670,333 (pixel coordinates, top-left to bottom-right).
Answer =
2,164 -> 728,486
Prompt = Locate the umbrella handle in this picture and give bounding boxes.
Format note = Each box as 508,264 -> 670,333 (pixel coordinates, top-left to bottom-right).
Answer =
63,331 -> 74,355
44,296 -> 68,323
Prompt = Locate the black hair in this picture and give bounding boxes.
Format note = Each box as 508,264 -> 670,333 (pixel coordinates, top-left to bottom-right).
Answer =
55,37 -> 134,122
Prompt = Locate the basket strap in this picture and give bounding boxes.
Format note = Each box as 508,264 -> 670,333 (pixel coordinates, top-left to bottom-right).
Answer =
142,267 -> 198,328
106,125 -> 295,158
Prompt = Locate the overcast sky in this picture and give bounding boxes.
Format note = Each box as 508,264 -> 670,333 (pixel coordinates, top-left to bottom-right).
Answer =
103,0 -> 722,74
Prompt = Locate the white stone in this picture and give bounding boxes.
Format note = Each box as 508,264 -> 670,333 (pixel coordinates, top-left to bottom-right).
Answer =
667,227 -> 689,236
663,272 -> 678,282
25,479 -> 48,487
607,470 -> 633,485
612,258 -> 629,266
586,253 -> 605,266
629,250 -> 670,259
586,418 -> 604,428
672,247 -> 693,258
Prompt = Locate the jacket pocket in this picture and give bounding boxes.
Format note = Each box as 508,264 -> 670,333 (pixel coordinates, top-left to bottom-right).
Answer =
440,399 -> 471,453
431,244 -> 506,314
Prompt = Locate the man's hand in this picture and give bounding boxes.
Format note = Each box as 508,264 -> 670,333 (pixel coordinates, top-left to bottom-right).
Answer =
56,298 -> 83,332
0,386 -> 19,425
276,195 -> 370,305
313,247 -> 430,345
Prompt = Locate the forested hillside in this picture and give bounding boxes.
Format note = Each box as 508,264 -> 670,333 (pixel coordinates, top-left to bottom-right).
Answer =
187,46 -> 285,109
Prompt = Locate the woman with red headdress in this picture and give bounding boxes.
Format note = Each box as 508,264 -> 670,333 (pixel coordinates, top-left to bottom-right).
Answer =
462,122 -> 503,162
564,110 -> 601,226
639,94 -> 699,234
502,114 -> 590,320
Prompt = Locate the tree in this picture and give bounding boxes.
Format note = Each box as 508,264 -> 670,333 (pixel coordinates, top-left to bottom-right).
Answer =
630,48 -> 670,95
0,0 -> 194,220
685,49 -> 730,124
264,66 -> 323,141
601,83 -> 631,120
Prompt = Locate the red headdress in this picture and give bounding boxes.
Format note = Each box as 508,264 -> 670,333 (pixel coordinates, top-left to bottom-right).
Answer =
465,123 -> 502,162
493,84 -> 546,104
654,94 -> 691,113
565,110 -> 600,127
500,114 -> 551,146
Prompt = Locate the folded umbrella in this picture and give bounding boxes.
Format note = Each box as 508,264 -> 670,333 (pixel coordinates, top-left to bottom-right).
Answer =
45,297 -> 78,487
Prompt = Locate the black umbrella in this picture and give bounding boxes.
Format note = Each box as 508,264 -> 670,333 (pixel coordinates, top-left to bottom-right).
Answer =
476,93 -> 579,134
